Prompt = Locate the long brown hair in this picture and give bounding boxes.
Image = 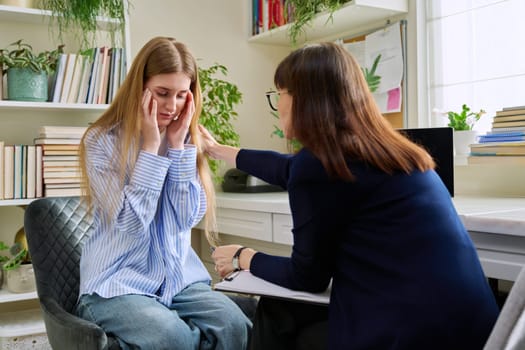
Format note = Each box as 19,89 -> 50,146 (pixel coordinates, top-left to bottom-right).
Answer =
274,42 -> 434,180
79,37 -> 217,244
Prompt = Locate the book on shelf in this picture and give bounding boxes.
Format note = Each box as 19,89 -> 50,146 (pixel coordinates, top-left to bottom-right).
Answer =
59,53 -> 78,103
487,126 -> 525,133
43,177 -> 81,184
43,155 -> 79,161
21,145 -> 27,199
45,183 -> 81,189
478,134 -> 525,143
52,53 -> 68,103
36,145 -> 43,198
45,187 -> 82,197
66,54 -> 84,103
468,155 -> 525,165
43,170 -> 81,178
43,161 -> 80,168
34,137 -> 82,145
502,105 -> 525,111
41,144 -> 80,151
0,141 -> 3,200
470,141 -> 525,156
38,126 -> 87,138
26,145 -> 36,199
43,150 -> 79,156
86,47 -> 101,104
492,120 -> 525,128
495,109 -> 525,117
4,145 -> 14,200
13,145 -> 22,199
493,114 -> 525,122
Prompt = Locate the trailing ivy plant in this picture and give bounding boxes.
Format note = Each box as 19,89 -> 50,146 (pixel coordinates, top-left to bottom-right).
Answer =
198,63 -> 242,181
38,0 -> 128,49
286,0 -> 348,46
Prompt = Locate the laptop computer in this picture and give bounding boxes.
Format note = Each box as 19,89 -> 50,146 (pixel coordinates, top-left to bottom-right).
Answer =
398,127 -> 454,197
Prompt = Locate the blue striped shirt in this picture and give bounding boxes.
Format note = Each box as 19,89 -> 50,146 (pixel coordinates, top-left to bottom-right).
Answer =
79,127 -> 210,306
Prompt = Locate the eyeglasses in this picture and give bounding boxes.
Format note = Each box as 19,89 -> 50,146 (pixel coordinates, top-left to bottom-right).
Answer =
265,90 -> 281,111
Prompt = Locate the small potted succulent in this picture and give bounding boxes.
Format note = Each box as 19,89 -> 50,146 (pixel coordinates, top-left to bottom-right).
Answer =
447,104 -> 485,156
0,39 -> 64,102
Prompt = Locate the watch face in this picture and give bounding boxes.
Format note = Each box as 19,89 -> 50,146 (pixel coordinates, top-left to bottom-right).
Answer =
232,258 -> 239,270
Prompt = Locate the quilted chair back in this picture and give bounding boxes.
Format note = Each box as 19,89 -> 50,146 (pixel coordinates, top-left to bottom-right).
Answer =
24,196 -> 92,312
24,196 -> 120,350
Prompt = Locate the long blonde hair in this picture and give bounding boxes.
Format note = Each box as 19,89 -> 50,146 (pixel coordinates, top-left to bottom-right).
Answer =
79,37 -> 217,244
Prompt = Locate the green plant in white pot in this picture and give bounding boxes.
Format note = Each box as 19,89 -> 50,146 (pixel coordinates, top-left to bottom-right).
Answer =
0,39 -> 64,102
447,104 -> 485,156
0,241 -> 34,293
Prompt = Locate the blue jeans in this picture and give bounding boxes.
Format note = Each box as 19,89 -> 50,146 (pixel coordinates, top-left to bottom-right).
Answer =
76,282 -> 252,350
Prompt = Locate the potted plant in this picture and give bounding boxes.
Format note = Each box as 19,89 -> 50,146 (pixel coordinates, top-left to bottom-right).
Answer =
285,0 -> 349,45
198,62 -> 242,182
0,39 -> 64,102
38,0 -> 128,49
447,104 -> 485,156
1,241 -> 34,293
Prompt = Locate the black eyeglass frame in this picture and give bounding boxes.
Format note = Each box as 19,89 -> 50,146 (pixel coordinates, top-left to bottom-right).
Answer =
265,90 -> 280,111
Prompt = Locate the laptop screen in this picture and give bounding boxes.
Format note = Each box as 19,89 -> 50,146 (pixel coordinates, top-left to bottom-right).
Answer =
398,127 -> 454,197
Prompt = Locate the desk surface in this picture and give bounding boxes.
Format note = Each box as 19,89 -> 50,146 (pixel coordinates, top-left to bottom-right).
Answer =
215,192 -> 525,236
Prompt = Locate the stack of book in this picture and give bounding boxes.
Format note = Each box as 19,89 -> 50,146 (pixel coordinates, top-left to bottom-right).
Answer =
468,106 -> 525,165
35,126 -> 87,197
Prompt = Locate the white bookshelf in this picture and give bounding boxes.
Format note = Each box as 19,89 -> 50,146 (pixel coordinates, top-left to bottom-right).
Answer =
249,0 -> 408,46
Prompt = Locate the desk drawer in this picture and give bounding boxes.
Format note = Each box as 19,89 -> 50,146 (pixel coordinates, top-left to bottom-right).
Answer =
217,208 -> 272,241
273,213 -> 293,245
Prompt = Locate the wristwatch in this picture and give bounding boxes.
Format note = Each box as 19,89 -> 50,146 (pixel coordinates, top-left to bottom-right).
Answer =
232,246 -> 248,271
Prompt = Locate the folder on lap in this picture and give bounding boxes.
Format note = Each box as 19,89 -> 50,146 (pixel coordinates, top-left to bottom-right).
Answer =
214,270 -> 330,305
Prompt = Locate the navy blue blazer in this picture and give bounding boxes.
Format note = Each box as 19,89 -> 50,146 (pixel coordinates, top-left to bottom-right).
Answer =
239,148 -> 499,350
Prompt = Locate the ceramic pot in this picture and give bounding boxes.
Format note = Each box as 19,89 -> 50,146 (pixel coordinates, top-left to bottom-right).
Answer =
7,67 -> 48,102
453,130 -> 478,156
6,263 -> 36,293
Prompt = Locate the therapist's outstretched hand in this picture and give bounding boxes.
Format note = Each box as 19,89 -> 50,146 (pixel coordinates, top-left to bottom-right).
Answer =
198,125 -> 240,165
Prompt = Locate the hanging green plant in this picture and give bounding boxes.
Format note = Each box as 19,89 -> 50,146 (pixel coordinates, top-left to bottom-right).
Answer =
37,0 -> 128,49
286,0 -> 348,46
198,63 -> 242,181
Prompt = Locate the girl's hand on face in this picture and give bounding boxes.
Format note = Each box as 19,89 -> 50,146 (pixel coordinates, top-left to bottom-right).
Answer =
141,89 -> 161,154
167,91 -> 194,149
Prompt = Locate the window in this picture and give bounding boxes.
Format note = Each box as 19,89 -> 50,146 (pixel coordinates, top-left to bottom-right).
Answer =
427,0 -> 525,132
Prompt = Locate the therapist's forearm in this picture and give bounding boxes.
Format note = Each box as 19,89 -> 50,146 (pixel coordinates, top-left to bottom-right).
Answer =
209,143 -> 240,166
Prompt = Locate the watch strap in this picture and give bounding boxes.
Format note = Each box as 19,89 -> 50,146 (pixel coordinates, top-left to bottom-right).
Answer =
232,246 -> 248,271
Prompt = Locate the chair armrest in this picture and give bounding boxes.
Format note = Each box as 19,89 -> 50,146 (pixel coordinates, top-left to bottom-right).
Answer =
40,296 -> 111,350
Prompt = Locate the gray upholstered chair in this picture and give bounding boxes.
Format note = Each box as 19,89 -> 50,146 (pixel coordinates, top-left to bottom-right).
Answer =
484,266 -> 525,350
24,196 -> 256,350
24,196 -> 121,350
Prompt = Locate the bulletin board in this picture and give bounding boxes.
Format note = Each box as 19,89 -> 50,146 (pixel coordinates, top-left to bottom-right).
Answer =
342,20 -> 407,129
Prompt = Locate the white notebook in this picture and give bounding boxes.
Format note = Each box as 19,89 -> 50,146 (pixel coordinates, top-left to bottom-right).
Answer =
214,270 -> 330,305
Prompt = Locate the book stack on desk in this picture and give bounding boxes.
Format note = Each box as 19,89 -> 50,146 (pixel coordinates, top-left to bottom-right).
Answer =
468,106 -> 525,165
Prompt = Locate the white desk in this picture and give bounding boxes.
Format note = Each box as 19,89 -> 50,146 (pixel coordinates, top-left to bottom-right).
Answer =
211,192 -> 525,281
